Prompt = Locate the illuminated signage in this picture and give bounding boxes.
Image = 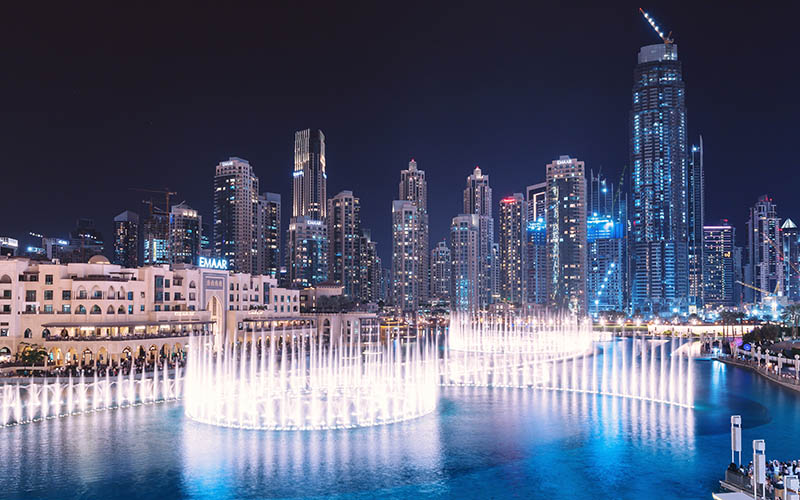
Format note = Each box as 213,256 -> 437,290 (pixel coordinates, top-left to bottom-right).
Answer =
198,256 -> 228,270
555,158 -> 573,166
0,237 -> 18,248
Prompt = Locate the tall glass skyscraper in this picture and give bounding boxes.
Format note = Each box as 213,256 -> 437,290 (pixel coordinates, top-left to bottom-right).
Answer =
687,137 -> 705,312
288,130 -> 328,287
587,171 -> 626,316
629,42 -> 689,316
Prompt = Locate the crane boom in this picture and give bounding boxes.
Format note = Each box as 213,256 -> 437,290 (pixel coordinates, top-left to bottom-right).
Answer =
639,8 -> 673,45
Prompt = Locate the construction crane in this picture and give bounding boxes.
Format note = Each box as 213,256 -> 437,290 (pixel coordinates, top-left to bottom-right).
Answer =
639,8 -> 673,45
130,187 -> 178,215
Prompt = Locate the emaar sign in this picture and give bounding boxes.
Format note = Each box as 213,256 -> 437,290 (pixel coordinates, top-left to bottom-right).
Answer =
198,256 -> 228,270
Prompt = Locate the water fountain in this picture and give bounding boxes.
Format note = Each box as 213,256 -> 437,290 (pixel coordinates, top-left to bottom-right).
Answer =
184,325 -> 439,430
0,363 -> 183,426
443,312 -> 693,408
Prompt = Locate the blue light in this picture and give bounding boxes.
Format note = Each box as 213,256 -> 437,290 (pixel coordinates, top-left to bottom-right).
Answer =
198,256 -> 228,270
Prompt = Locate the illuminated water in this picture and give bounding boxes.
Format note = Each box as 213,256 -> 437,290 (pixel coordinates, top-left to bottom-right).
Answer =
2,339 -> 799,499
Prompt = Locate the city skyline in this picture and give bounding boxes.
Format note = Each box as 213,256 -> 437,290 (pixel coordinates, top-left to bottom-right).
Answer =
2,4 -> 798,269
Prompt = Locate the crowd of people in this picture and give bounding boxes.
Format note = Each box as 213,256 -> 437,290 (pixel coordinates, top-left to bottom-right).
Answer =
5,354 -> 186,379
729,459 -> 800,497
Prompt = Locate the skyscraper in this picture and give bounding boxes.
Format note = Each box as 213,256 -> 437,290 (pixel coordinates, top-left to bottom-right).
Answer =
169,202 -> 202,266
687,137 -> 705,312
463,166 -> 494,307
546,156 -> 587,314
629,41 -> 690,316
357,229 -> 380,304
586,171 -> 626,315
396,159 -> 429,306
391,200 -> 421,312
782,219 -> 800,301
450,214 -> 480,311
430,240 -> 451,303
747,195 -> 783,304
328,191 -> 361,298
214,157 -> 259,273
113,210 -> 139,268
703,221 -> 734,307
525,182 -> 547,305
499,193 -> 526,305
292,129 -> 327,220
141,206 -> 169,266
287,217 -> 328,288
255,192 -> 281,278
288,130 -> 328,286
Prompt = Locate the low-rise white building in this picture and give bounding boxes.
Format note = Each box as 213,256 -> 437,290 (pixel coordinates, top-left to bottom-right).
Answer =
0,255 -> 304,367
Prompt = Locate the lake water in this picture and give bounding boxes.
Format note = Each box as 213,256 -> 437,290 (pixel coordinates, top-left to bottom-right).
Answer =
2,340 -> 799,499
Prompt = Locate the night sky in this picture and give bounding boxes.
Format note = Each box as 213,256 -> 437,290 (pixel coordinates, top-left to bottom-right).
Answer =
2,2 -> 798,264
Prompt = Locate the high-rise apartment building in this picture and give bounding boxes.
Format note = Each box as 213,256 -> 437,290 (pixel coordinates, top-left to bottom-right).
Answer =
113,210 -> 139,268
587,171 -> 626,315
328,191 -> 361,298
525,182 -> 547,305
499,194 -> 526,305
629,42 -> 690,316
703,221 -> 734,307
169,202 -> 202,266
546,156 -> 587,314
357,229 -> 380,304
391,200 -> 422,312
292,129 -> 327,220
395,159 -> 429,306
782,219 -> 800,301
288,130 -> 328,287
463,166 -> 494,307
286,217 -> 328,288
450,214 -> 480,311
213,157 -> 259,273
255,193 -> 281,278
747,195 -> 783,304
430,240 -> 451,303
687,138 -> 705,311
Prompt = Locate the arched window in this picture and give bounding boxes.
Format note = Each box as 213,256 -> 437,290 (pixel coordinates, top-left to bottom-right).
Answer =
107,305 -> 115,314
76,305 -> 86,314
90,305 -> 102,314
118,306 -> 125,314
23,328 -> 32,338
60,329 -> 68,338
0,275 -> 11,284
189,281 -> 196,289
42,328 -> 50,338
108,286 -> 115,299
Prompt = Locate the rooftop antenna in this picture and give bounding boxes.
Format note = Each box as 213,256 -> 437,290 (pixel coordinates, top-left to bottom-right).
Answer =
639,8 -> 674,45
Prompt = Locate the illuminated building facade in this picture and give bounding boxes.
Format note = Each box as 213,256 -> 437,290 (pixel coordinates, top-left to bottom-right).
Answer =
629,43 -> 689,316
450,214 -> 480,311
213,157 -> 259,273
113,210 -> 139,268
747,195 -> 783,304
525,182 -> 547,305
430,240 -> 451,303
702,221 -> 734,307
782,218 -> 800,301
499,193 -> 526,305
391,200 -> 421,312
255,192 -> 281,278
687,137 -> 705,311
587,171 -> 626,315
169,202 -> 202,266
546,156 -> 587,314
463,166 -> 494,307
287,217 -> 328,288
395,159 -> 429,307
327,191 -> 361,298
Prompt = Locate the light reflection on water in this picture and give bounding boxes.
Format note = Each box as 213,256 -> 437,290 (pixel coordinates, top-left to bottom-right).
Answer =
1,345 -> 799,499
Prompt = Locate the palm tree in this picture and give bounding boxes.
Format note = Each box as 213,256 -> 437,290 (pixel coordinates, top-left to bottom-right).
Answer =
18,344 -> 47,368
